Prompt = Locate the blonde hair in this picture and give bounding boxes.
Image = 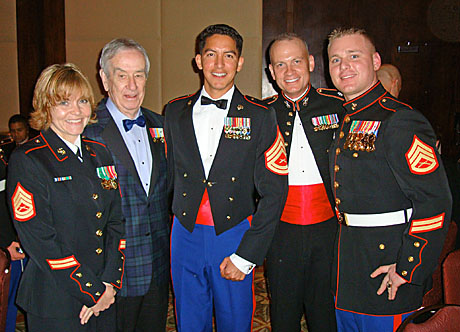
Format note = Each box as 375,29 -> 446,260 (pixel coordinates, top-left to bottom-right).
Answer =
30,63 -> 97,131
327,27 -> 376,53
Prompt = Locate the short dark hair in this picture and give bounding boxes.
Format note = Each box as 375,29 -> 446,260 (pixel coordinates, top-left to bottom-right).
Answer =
197,24 -> 243,56
8,114 -> 28,129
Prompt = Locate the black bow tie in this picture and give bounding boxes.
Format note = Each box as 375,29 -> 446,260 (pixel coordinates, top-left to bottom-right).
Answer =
201,96 -> 228,110
123,115 -> 146,132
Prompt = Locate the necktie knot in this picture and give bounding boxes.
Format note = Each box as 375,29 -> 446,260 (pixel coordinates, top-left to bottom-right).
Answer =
123,115 -> 146,132
201,96 -> 228,110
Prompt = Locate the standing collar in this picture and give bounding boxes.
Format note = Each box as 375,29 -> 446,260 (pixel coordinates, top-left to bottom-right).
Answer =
343,82 -> 388,115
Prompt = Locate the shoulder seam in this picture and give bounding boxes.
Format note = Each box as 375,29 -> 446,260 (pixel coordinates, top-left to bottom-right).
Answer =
243,96 -> 268,109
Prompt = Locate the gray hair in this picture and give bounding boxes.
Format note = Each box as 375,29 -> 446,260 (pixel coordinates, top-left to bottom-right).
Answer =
99,38 -> 150,77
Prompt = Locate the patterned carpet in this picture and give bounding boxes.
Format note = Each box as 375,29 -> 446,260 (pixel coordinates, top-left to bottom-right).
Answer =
165,266 -> 308,331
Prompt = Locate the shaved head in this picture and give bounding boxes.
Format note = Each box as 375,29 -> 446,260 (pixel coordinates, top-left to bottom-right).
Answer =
377,64 -> 402,98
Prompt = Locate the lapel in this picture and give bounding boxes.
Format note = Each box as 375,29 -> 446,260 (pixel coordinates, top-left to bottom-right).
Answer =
177,93 -> 206,178
100,108 -> 143,190
143,110 -> 162,197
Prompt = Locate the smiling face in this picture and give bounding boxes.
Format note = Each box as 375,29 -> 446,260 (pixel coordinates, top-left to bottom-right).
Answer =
269,38 -> 314,100
49,91 -> 91,143
195,34 -> 244,99
100,49 -> 147,119
328,34 -> 381,101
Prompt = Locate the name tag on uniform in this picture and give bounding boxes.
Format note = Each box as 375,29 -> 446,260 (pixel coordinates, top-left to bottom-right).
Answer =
311,114 -> 339,131
224,117 -> 251,140
96,165 -> 118,190
344,120 -> 380,152
149,128 -> 164,143
54,176 -> 72,182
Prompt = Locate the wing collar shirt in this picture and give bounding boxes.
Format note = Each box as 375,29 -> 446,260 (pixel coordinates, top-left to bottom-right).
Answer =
286,90 -> 323,185
192,85 -> 255,274
106,98 -> 153,195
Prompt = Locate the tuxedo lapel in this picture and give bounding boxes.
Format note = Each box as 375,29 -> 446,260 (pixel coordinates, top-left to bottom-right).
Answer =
143,111 -> 162,197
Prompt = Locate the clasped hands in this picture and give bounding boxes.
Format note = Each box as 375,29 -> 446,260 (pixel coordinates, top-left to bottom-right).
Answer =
79,283 -> 116,325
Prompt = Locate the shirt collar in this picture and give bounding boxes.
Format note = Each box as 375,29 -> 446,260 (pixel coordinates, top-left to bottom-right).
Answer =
106,97 -> 141,125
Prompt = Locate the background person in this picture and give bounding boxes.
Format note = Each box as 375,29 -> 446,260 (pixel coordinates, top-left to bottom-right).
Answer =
376,64 -> 402,98
7,63 -> 125,332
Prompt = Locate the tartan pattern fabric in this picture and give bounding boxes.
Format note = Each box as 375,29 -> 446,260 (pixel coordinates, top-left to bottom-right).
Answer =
84,99 -> 170,297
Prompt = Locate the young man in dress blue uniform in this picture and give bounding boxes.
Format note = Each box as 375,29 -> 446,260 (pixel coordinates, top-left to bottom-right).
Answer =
164,24 -> 288,332
327,27 -> 452,332
264,33 -> 343,332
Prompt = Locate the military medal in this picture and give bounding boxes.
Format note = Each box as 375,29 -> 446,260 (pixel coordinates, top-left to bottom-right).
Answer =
224,117 -> 251,140
96,165 -> 118,190
344,120 -> 380,152
149,128 -> 164,143
311,114 -> 339,131
54,176 -> 72,182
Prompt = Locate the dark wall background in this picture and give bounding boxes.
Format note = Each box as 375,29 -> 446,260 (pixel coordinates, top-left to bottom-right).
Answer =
263,0 -> 460,158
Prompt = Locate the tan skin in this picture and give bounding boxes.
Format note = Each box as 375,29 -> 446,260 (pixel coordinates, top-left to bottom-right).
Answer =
328,34 -> 407,300
9,122 -> 29,144
196,34 -> 246,281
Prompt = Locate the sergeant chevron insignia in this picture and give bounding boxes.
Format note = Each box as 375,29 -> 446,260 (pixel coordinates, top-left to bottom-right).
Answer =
405,135 -> 438,174
265,128 -> 288,175
12,182 -> 36,222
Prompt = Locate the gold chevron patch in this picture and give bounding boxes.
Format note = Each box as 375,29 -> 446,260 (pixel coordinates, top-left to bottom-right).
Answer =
46,256 -> 79,270
12,182 -> 36,222
410,213 -> 445,234
405,135 -> 438,175
265,128 -> 288,175
119,239 -> 126,250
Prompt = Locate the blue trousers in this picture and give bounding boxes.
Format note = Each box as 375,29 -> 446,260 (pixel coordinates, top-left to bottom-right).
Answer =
171,218 -> 255,332
6,258 -> 27,332
336,308 -> 414,332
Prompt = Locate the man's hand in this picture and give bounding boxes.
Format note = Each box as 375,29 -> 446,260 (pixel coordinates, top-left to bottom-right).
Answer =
371,263 -> 407,301
79,283 -> 116,325
219,257 -> 246,281
7,241 -> 25,261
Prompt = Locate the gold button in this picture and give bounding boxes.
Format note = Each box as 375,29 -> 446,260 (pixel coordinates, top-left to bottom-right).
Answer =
207,182 -> 213,187
334,181 -> 339,189
86,282 -> 92,287
228,197 -> 234,202
182,212 -> 187,216
96,229 -> 103,237
353,152 -> 359,158
183,173 -> 188,178
118,267 -> 122,272
379,244 -> 385,250
284,142 -> 289,147
76,273 -> 83,278
382,98 -> 387,103
288,112 -> 293,117
96,212 -> 102,219
182,192 -> 187,197
95,292 -> 101,296
336,148 -> 341,155
344,116 -> 350,123
401,270 -> 408,277
121,256 -> 124,260
96,248 -> 103,255
92,193 -> 98,200
335,198 -> 341,205
285,131 -> 290,136
226,215 -> 231,220
286,121 -> 292,126
202,179 -> 206,183
408,256 -> 414,262
116,280 -> 121,284
339,131 -> 344,139
334,165 -> 340,172
231,177 -> 236,182
414,242 -> 420,248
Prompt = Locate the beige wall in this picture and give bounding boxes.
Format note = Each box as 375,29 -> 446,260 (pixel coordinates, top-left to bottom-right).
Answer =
0,0 -> 19,133
66,0 -> 262,114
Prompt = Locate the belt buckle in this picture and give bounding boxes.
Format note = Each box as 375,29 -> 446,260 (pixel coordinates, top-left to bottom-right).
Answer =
336,211 -> 347,225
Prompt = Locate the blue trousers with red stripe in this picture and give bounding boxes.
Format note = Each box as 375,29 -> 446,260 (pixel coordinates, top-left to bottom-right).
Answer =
171,217 -> 254,332
336,308 -> 414,332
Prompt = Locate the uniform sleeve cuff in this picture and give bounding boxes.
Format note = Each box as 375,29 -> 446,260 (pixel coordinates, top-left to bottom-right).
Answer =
230,253 -> 256,274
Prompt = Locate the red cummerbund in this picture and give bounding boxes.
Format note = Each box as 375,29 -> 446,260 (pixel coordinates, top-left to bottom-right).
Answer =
196,188 -> 214,226
281,184 -> 334,225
